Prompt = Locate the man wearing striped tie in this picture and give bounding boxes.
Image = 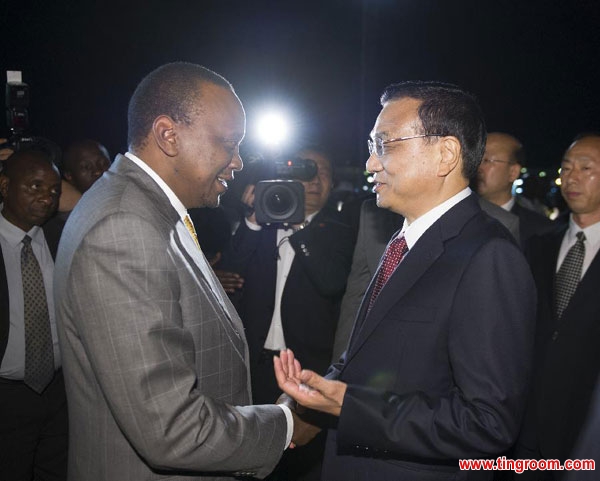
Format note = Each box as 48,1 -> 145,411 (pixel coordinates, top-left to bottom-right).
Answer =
517,133 -> 600,478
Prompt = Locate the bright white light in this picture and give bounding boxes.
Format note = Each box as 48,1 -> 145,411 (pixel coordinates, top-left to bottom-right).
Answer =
555,178 -> 562,186
515,187 -> 523,194
255,110 -> 290,148
514,179 -> 524,186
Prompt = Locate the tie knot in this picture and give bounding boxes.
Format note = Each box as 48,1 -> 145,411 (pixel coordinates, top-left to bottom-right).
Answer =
576,231 -> 586,243
22,235 -> 32,246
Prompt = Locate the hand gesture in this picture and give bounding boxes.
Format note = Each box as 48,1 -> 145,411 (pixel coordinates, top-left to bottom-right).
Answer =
274,349 -> 346,417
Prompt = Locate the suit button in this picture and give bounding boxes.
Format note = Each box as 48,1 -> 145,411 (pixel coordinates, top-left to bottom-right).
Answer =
552,331 -> 559,341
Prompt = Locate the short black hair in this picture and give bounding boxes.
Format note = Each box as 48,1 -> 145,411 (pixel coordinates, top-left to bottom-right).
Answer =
3,149 -> 59,178
380,81 -> 486,181
127,62 -> 233,150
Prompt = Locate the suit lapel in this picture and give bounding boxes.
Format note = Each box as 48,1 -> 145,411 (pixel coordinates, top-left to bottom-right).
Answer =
117,155 -> 247,361
344,195 -> 480,367
347,224 -> 445,362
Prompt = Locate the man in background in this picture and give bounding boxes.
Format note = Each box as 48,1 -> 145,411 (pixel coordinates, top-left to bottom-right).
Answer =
517,133 -> 600,479
0,150 -> 66,480
475,132 -> 553,248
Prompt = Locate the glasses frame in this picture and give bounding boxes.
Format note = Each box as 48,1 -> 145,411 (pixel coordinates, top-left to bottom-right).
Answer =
368,134 -> 445,157
480,158 -> 516,165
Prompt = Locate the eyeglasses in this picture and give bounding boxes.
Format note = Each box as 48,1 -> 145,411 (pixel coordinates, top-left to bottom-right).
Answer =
368,134 -> 445,157
480,158 -> 516,166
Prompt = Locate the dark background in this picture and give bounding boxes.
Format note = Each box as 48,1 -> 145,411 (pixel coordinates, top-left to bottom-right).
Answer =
1,0 -> 599,175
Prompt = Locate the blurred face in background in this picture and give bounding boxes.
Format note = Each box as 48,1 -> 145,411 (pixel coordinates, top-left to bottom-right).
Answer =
297,148 -> 333,216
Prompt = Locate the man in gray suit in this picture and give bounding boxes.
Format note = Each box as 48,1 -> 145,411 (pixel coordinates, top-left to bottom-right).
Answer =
54,63 -> 293,480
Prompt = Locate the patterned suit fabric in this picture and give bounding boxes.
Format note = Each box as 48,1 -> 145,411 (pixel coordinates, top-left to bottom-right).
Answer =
54,155 -> 287,481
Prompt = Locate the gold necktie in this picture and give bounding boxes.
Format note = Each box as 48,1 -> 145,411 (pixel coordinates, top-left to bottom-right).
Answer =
183,215 -> 200,249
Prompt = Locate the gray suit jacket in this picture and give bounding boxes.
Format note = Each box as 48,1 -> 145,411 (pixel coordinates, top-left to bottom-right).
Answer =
54,155 -> 287,480
332,196 -> 520,360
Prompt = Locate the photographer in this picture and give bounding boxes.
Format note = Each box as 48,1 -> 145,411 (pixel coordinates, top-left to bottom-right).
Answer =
219,146 -> 354,479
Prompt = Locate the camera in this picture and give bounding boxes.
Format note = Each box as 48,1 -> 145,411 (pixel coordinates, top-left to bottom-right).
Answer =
1,71 -> 61,164
252,157 -> 317,224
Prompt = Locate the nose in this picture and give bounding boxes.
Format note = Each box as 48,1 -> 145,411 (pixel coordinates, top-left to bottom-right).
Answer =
366,152 -> 382,174
232,150 -> 243,172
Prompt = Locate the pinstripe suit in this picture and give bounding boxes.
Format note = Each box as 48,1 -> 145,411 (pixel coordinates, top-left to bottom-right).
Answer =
54,155 -> 287,480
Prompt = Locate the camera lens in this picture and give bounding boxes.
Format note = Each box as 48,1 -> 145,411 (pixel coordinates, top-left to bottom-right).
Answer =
262,184 -> 299,220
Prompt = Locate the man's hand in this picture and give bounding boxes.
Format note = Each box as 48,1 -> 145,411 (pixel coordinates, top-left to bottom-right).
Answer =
277,393 -> 322,449
241,184 -> 258,225
274,349 -> 347,417
214,269 -> 244,293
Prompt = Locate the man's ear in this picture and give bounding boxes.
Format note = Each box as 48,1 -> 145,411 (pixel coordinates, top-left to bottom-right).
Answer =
509,162 -> 521,183
437,136 -> 461,177
152,115 -> 178,157
0,174 -> 9,199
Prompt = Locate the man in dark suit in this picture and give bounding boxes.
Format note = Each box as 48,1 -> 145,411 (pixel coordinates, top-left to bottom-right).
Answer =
517,133 -> 600,479
274,81 -> 536,481
54,62 -> 295,481
331,196 -> 520,361
0,149 -> 67,480
475,132 -> 553,248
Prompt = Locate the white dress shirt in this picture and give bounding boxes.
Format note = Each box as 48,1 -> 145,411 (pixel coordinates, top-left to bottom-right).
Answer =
0,215 -> 61,378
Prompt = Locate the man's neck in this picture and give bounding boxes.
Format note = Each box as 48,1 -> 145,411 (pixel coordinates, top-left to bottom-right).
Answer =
572,212 -> 600,229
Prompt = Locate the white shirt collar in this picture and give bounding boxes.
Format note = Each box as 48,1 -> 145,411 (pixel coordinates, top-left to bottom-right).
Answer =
501,197 -> 516,212
401,187 -> 472,249
124,152 -> 188,221
566,215 -> 600,248
0,213 -> 44,248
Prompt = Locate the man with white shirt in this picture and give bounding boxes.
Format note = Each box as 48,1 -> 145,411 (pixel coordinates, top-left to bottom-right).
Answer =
517,133 -> 600,479
475,132 -> 553,248
54,62 -> 296,481
0,150 -> 66,480
220,146 -> 354,480
274,81 -> 536,481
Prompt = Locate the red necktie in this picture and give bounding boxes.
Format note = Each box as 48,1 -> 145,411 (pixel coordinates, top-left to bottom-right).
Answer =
368,235 -> 408,312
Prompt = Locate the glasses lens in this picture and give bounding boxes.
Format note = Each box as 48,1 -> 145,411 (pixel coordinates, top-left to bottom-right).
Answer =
368,139 -> 374,155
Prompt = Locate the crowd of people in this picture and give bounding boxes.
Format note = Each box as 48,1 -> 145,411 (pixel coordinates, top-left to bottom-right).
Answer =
0,61 -> 598,481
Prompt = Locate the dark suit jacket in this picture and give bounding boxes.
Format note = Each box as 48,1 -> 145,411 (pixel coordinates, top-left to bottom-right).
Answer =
511,201 -> 554,250
322,194 -> 536,481
224,210 -> 354,389
518,224 -> 600,470
0,216 -> 64,363
332,196 -> 521,361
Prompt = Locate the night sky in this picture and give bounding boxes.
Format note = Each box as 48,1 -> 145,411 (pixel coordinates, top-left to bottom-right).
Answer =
2,0 -> 599,175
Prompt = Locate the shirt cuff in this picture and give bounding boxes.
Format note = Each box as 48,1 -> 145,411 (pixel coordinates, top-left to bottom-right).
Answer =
245,217 -> 262,231
278,404 -> 294,450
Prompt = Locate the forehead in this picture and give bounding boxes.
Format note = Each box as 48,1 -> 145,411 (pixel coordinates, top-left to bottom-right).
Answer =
372,97 -> 422,137
8,156 -> 59,181
564,137 -> 600,162
194,83 -> 245,138
485,135 -> 519,154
